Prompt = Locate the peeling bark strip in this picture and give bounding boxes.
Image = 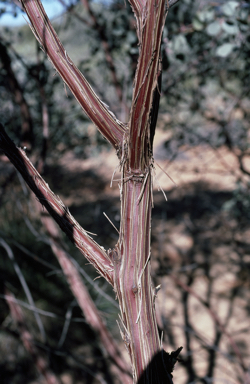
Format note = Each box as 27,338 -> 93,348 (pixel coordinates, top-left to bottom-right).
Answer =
0,124 -> 114,285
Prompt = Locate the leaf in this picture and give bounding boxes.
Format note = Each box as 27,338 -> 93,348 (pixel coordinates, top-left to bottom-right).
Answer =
221,1 -> 239,17
216,43 -> 235,57
206,20 -> 221,36
173,34 -> 189,53
196,8 -> 215,23
126,31 -> 137,44
222,21 -> 239,35
192,16 -> 204,31
239,9 -> 249,22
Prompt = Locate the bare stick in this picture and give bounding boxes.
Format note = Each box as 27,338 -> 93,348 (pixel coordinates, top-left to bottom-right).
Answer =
0,124 -> 114,285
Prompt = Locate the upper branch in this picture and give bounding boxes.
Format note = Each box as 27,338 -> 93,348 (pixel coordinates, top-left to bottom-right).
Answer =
20,0 -> 127,149
80,0 -> 129,115
128,0 -> 166,170
0,124 -> 114,285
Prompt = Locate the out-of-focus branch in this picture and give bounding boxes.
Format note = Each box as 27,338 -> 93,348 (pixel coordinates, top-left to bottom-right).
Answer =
182,274 -> 197,382
0,238 -> 46,342
5,289 -> 63,384
14,174 -> 119,308
80,0 -> 129,117
172,274 -> 247,373
35,47 -> 50,173
0,41 -> 34,150
20,0 -> 127,149
1,293 -> 62,319
0,124 -> 114,285
57,0 -> 90,25
34,197 -> 131,383
167,0 -> 180,9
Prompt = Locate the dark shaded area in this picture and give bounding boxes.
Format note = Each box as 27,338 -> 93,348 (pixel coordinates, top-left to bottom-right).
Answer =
137,347 -> 182,384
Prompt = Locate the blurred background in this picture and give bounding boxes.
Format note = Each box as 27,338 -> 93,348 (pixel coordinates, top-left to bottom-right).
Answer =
0,0 -> 250,383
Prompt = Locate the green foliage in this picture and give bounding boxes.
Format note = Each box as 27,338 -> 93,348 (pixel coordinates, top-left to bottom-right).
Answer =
159,0 -> 250,158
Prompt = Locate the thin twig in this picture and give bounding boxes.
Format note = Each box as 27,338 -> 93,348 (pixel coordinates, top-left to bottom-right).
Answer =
0,238 -> 46,342
103,212 -> 120,234
57,300 -> 76,348
155,161 -> 177,187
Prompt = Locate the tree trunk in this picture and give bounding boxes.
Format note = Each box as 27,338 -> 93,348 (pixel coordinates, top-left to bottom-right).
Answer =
0,0 -> 182,382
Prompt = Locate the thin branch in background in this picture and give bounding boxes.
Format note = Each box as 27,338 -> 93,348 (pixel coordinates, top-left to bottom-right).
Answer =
155,161 -> 177,187
35,200 -> 131,382
44,343 -> 111,384
79,0 -> 130,118
0,234 -> 57,270
167,0 -> 180,10
57,0 -> 90,26
17,170 -> 119,308
0,294 -> 63,319
103,212 -> 120,234
182,274 -> 197,383
0,41 -> 34,150
70,256 -> 119,309
36,43 -> 50,173
57,300 -> 76,348
0,238 -> 46,342
16,199 -> 50,244
1,322 -> 109,384
172,274 -> 247,373
5,289 -> 63,384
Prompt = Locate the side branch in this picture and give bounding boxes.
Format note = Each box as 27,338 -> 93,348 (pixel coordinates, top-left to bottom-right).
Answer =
129,0 -> 166,170
0,124 -> 114,285
20,0 -> 127,148
80,0 -> 129,115
37,205 -> 131,382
